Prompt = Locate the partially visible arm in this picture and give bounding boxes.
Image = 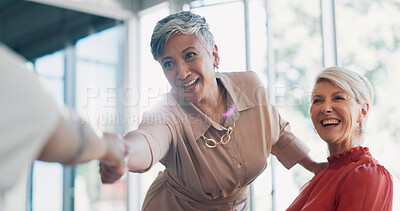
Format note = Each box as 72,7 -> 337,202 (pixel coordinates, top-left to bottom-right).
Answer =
38,117 -> 105,164
123,131 -> 152,171
267,104 -> 326,173
99,112 -> 173,183
299,155 -> 328,175
38,110 -> 127,167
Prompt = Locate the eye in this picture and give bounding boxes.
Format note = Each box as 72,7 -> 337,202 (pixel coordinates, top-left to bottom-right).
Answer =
185,52 -> 196,60
312,98 -> 322,104
334,96 -> 345,101
163,61 -> 174,69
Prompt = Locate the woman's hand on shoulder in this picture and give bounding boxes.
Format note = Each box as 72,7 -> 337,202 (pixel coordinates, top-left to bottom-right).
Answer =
312,162 -> 328,175
299,155 -> 328,175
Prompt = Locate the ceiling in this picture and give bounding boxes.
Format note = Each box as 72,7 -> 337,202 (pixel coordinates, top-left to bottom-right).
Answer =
0,0 -> 119,61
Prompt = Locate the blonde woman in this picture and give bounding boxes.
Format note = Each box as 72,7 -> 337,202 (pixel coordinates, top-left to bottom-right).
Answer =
287,67 -> 393,211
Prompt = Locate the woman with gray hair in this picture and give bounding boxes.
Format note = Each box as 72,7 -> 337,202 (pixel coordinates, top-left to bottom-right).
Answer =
287,67 -> 393,210
100,11 -> 326,210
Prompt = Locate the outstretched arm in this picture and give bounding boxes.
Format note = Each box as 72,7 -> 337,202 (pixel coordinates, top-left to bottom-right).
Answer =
38,110 -> 127,167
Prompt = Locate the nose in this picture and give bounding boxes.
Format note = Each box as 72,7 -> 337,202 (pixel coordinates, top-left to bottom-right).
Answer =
321,102 -> 333,114
176,62 -> 191,80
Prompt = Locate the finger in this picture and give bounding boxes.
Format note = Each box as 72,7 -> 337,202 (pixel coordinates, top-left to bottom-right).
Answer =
99,162 -> 117,183
99,162 -> 125,183
123,143 -> 131,165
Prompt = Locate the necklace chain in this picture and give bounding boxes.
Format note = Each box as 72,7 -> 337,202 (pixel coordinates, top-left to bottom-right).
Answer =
201,122 -> 235,148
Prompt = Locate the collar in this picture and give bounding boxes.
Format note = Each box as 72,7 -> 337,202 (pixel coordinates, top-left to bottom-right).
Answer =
174,72 -> 256,141
327,146 -> 370,170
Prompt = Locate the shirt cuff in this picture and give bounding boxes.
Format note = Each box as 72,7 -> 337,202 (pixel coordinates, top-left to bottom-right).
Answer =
275,137 -> 310,169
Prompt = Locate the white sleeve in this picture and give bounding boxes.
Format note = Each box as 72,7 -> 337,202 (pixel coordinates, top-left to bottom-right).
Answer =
0,44 -> 61,191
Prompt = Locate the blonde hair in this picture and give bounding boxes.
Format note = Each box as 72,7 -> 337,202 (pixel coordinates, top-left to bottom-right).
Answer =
313,66 -> 374,136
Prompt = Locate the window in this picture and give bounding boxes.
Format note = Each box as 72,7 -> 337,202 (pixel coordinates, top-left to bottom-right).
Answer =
74,26 -> 126,211
267,0 -> 325,209
336,0 -> 400,208
192,0 -> 246,72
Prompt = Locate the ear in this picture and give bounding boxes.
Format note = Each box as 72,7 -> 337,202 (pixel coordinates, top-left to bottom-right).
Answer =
358,102 -> 369,123
212,44 -> 220,68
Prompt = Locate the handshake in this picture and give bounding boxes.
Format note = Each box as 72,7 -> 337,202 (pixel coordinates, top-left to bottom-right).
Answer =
99,133 -> 131,184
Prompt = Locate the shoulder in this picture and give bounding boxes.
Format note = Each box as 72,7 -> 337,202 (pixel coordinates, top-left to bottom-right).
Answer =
141,93 -> 181,123
223,71 -> 268,104
352,163 -> 392,178
223,71 -> 265,87
341,163 -> 393,188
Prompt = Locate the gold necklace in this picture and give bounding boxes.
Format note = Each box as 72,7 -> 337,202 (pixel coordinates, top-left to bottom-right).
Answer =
201,122 -> 235,148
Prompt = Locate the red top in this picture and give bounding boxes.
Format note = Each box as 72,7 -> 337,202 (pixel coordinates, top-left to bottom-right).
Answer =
286,147 -> 393,211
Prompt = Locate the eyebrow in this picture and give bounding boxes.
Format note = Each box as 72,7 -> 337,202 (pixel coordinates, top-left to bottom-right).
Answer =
182,46 -> 196,54
160,57 -> 172,64
160,46 -> 197,63
312,91 -> 345,98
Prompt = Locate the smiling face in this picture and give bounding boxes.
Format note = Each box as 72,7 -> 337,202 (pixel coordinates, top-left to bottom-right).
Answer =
159,33 -> 219,104
310,80 -> 367,148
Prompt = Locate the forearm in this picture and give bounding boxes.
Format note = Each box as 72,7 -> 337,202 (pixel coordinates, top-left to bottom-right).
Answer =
299,155 -> 327,175
123,131 -> 152,171
299,155 -> 316,173
38,113 -> 107,165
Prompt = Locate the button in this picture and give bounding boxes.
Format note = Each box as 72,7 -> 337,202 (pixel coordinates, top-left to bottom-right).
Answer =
237,163 -> 242,168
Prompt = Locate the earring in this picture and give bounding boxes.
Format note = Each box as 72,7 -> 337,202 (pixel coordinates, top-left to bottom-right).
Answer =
214,65 -> 221,79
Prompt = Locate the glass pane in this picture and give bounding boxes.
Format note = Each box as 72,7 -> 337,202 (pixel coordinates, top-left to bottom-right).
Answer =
74,26 -> 126,211
76,27 -> 120,65
336,0 -> 400,209
139,8 -> 170,114
35,51 -> 65,78
192,1 -> 246,72
31,51 -> 65,211
246,0 -> 272,210
248,0 -> 269,85
268,0 -> 324,210
75,60 -> 117,132
32,162 -> 63,211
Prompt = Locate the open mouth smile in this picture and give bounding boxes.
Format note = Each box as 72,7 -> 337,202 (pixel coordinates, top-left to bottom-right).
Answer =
321,119 -> 341,127
180,78 -> 199,92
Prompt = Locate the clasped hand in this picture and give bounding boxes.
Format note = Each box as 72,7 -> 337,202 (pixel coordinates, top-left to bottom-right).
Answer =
99,133 -> 130,184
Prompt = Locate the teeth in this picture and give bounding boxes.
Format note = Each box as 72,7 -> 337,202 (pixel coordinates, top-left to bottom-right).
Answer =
322,119 -> 340,126
183,79 -> 197,88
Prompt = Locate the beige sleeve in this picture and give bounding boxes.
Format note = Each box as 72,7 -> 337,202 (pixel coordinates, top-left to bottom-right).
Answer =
270,106 -> 310,169
133,111 -> 173,172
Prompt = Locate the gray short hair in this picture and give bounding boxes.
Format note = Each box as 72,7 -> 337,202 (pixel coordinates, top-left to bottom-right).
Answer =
150,11 -> 215,61
313,66 -> 374,136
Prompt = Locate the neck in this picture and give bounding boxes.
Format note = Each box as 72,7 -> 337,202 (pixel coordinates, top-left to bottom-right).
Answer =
328,138 -> 361,156
195,80 -> 226,124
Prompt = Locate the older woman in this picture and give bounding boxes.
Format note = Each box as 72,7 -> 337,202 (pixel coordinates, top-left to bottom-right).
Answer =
286,67 -> 393,210
100,11 -> 325,210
